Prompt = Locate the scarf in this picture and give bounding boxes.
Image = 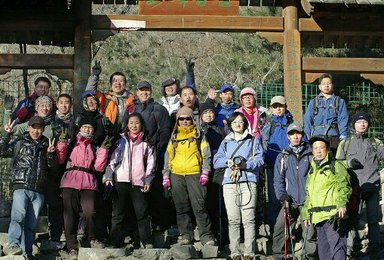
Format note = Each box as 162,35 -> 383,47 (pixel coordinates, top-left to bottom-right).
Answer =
289,142 -> 305,155
128,131 -> 143,142
56,110 -> 72,122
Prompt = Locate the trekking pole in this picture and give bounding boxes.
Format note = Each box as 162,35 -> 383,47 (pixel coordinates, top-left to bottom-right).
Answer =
302,224 -> 309,260
218,186 -> 223,250
284,204 -> 288,260
284,200 -> 296,260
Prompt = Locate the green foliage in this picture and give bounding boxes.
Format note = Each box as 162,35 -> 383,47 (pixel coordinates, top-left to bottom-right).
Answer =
92,31 -> 283,99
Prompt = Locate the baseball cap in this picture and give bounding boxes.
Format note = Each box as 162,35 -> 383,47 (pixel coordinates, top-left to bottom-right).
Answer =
136,81 -> 152,90
28,116 -> 45,127
161,78 -> 178,88
270,96 -> 286,105
287,121 -> 303,133
309,135 -> 330,146
220,83 -> 234,93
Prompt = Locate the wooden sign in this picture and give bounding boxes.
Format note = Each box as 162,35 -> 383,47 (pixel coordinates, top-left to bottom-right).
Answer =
138,0 -> 239,16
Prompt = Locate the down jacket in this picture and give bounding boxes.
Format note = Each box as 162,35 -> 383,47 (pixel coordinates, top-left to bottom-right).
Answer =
301,154 -> 351,224
104,133 -> 155,187
273,143 -> 312,207
213,130 -> 264,185
0,132 -> 54,193
56,135 -> 109,190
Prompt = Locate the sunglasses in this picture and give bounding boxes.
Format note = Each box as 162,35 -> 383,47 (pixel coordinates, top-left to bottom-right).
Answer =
178,117 -> 192,121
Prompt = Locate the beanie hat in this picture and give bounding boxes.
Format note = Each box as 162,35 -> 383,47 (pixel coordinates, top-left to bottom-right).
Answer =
78,117 -> 97,130
35,96 -> 53,110
351,111 -> 370,125
239,87 -> 257,100
176,106 -> 194,119
199,102 -> 215,115
28,116 -> 45,127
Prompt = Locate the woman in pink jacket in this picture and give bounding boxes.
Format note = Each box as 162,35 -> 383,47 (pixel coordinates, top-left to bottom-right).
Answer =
104,112 -> 155,248
56,118 -> 110,259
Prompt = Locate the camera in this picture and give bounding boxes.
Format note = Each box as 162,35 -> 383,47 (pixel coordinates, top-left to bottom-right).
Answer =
233,156 -> 243,166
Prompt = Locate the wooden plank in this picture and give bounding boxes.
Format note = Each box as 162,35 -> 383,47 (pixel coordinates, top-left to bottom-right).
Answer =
256,32 -> 283,45
304,72 -> 323,83
0,54 -> 73,69
302,57 -> 384,73
300,17 -> 384,35
138,0 -> 239,16
91,15 -> 284,31
46,69 -> 74,81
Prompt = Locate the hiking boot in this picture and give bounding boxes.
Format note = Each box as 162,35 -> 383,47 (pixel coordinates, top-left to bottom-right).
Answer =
90,239 -> 105,249
232,255 -> 242,260
244,255 -> 254,260
205,240 -> 216,246
3,244 -> 22,255
68,249 -> 78,260
177,237 -> 193,245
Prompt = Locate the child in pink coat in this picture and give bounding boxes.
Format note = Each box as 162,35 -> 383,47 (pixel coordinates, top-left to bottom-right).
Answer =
56,118 -> 110,259
104,112 -> 155,248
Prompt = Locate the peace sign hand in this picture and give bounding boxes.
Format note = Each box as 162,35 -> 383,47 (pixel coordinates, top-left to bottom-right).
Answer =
4,119 -> 16,133
47,137 -> 56,153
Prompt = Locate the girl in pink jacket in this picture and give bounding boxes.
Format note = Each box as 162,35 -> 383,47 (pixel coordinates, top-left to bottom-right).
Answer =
56,118 -> 110,258
104,112 -> 155,248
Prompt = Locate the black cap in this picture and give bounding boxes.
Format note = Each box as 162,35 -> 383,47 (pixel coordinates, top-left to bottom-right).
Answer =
136,81 -> 152,90
199,102 -> 215,114
351,111 -> 370,125
309,135 -> 330,146
161,78 -> 178,88
78,117 -> 97,130
28,116 -> 45,127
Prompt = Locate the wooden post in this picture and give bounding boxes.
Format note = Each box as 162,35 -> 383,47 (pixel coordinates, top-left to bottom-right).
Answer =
73,0 -> 91,116
283,0 -> 303,122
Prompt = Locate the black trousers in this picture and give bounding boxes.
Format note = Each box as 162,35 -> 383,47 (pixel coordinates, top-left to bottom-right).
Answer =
62,188 -> 96,250
109,182 -> 152,246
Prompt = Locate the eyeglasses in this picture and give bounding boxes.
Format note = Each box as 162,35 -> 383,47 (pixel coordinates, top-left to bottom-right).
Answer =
178,117 -> 192,121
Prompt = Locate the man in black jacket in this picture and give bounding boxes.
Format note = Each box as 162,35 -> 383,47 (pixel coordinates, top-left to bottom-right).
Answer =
0,116 -> 55,258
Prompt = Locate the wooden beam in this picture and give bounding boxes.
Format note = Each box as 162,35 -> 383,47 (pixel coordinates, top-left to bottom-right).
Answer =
46,69 -> 74,81
0,54 -> 73,69
361,74 -> 384,86
256,32 -> 284,45
304,72 -> 323,84
0,14 -> 75,31
138,0 -> 239,16
73,0 -> 91,115
300,18 -> 384,36
302,57 -> 384,73
91,15 -> 284,32
283,1 -> 303,122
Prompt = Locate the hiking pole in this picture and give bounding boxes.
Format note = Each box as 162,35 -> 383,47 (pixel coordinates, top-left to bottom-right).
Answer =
284,203 -> 289,260
302,224 -> 309,260
284,200 -> 296,260
218,185 -> 223,250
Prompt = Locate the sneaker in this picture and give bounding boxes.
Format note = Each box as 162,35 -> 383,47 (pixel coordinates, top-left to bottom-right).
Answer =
68,249 -> 78,260
177,237 -> 193,245
205,240 -> 216,246
3,244 -> 22,255
90,239 -> 105,249
145,243 -> 154,249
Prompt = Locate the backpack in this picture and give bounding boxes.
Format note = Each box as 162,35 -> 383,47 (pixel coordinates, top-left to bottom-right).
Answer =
313,95 -> 340,117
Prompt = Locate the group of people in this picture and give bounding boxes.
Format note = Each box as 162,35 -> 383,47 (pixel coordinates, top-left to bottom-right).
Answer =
0,65 -> 383,260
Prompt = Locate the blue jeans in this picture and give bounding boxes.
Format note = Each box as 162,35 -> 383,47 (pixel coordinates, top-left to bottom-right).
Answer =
8,189 -> 45,257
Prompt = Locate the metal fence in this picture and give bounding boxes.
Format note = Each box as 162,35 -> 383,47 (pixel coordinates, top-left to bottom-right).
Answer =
0,80 -> 383,199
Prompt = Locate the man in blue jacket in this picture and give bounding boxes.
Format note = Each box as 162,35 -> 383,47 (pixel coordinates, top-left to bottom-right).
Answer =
304,73 -> 348,155
272,122 -> 317,259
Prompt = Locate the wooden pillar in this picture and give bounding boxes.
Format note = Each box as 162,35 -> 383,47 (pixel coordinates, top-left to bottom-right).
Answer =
73,0 -> 91,115
283,0 -> 303,122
